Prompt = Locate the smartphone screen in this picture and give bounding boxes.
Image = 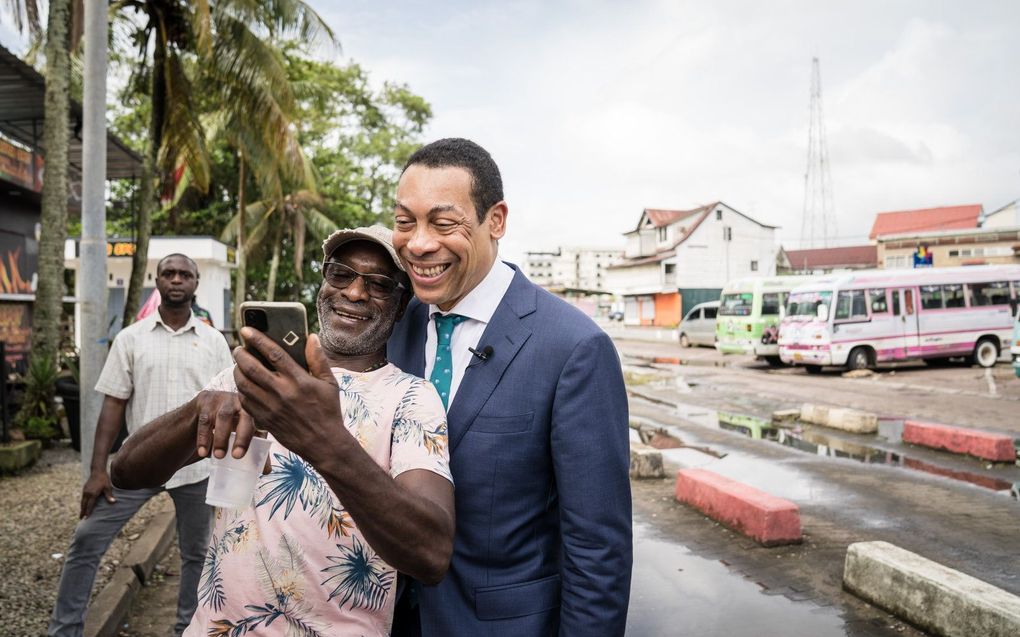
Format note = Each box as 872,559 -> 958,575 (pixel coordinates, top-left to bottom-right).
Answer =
240,302 -> 309,371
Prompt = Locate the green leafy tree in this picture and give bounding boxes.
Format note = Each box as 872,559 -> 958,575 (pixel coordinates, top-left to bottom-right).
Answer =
111,0 -> 334,326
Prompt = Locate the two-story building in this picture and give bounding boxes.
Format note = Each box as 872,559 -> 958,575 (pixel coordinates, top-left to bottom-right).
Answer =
605,202 -> 778,326
870,203 -> 1020,268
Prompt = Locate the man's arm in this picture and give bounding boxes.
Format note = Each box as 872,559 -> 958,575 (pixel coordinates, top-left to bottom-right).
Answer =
80,395 -> 128,518
551,331 -> 633,635
231,328 -> 455,585
111,391 -> 252,489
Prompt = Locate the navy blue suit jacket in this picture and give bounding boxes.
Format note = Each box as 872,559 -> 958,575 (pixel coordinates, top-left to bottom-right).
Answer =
388,266 -> 633,636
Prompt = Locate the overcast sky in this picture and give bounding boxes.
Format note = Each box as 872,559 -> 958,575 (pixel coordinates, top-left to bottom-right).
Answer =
4,1 -> 1019,264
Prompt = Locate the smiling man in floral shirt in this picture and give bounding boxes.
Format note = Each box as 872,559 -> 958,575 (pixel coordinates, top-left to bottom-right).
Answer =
112,226 -> 454,637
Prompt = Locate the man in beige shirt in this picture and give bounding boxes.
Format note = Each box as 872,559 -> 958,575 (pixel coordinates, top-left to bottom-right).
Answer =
48,254 -> 233,637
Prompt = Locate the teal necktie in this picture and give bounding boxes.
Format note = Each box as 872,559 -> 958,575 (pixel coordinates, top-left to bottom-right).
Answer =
430,313 -> 467,409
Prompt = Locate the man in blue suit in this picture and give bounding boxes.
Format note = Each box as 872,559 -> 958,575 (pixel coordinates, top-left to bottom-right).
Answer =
388,138 -> 632,636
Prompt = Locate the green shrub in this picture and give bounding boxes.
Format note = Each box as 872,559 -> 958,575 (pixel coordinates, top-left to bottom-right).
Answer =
14,355 -> 60,441
23,415 -> 57,440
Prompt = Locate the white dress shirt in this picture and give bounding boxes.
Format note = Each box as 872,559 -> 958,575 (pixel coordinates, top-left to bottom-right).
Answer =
425,260 -> 515,408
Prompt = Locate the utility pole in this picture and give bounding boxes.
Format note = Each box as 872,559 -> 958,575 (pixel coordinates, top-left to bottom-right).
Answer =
80,0 -> 108,481
800,57 -> 837,248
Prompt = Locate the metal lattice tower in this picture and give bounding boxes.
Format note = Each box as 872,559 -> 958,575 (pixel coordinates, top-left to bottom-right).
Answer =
800,57 -> 837,248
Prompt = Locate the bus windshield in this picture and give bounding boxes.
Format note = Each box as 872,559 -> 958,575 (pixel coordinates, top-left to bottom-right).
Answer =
787,291 -> 832,318
719,292 -> 754,316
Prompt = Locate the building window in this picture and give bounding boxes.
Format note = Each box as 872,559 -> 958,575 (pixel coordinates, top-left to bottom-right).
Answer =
750,260 -> 758,271
657,227 -> 667,241
716,209 -> 722,220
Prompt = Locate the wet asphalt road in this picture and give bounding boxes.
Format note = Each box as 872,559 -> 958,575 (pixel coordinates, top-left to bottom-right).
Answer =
619,337 -> 1019,636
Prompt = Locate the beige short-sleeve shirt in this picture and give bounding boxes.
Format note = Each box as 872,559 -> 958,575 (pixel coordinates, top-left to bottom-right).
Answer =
95,311 -> 233,489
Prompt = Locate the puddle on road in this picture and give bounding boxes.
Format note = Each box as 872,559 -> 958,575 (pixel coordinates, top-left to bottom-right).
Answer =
632,394 -> 1018,498
774,428 -> 1016,496
628,521 -> 846,637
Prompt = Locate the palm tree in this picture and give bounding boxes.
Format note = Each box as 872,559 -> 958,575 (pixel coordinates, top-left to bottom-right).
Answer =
196,1 -> 333,314
219,190 -> 337,301
112,0 -> 334,325
4,0 -> 76,428
113,0 -> 211,326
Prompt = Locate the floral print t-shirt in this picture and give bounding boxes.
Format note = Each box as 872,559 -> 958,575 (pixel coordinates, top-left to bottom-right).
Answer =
184,363 -> 452,637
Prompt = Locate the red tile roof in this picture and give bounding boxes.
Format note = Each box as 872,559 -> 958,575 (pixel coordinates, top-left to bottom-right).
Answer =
642,204 -> 717,229
784,245 -> 877,271
869,205 -> 982,240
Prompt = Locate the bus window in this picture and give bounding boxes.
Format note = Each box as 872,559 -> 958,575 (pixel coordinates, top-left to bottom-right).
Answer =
905,290 -> 915,315
920,285 -> 943,310
869,289 -> 888,314
719,293 -> 753,316
969,281 -> 1010,306
761,293 -> 781,316
942,284 -> 965,308
891,291 -> 901,316
835,290 -> 868,321
787,291 -> 832,318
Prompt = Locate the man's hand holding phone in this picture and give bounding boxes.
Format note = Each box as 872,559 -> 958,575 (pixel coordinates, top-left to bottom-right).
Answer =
232,328 -> 348,468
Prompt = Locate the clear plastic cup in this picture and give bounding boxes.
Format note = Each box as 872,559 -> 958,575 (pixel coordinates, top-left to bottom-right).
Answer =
205,432 -> 273,508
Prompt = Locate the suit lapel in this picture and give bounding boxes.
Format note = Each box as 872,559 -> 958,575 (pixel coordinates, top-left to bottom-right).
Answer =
390,300 -> 428,377
446,270 -> 536,452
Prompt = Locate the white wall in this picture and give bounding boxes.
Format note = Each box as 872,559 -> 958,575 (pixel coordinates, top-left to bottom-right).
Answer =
605,261 -> 663,296
982,201 -> 1020,229
65,236 -> 235,346
673,204 -> 777,288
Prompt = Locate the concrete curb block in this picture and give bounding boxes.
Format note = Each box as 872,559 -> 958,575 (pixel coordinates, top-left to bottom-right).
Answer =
674,468 -> 802,546
717,411 -> 772,439
800,403 -> 878,433
0,439 -> 42,472
83,512 -> 177,637
843,541 -> 1020,637
122,510 -> 176,584
83,567 -> 140,637
630,443 -> 665,479
903,420 -> 1016,462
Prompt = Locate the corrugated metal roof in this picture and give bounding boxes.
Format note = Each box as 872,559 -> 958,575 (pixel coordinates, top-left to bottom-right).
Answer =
0,44 -> 142,180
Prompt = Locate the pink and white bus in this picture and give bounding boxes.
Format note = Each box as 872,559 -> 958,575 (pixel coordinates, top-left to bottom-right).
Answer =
778,265 -> 1020,372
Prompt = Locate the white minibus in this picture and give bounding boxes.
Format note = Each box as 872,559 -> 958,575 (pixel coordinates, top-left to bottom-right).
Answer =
779,265 -> 1020,372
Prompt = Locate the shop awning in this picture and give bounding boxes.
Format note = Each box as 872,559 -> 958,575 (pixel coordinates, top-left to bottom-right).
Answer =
0,44 -> 142,181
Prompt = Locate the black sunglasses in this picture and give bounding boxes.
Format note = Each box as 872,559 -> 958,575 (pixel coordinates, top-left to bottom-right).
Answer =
322,261 -> 405,299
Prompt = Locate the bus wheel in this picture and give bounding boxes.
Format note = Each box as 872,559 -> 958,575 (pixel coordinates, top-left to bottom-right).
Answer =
973,339 -> 999,368
805,364 -> 823,374
764,356 -> 784,367
679,333 -> 691,348
846,347 -> 871,371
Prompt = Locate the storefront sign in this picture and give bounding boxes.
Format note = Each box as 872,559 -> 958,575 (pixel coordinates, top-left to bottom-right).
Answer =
107,241 -> 136,257
0,136 -> 43,193
0,231 -> 36,295
913,245 -> 933,268
0,302 -> 31,373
